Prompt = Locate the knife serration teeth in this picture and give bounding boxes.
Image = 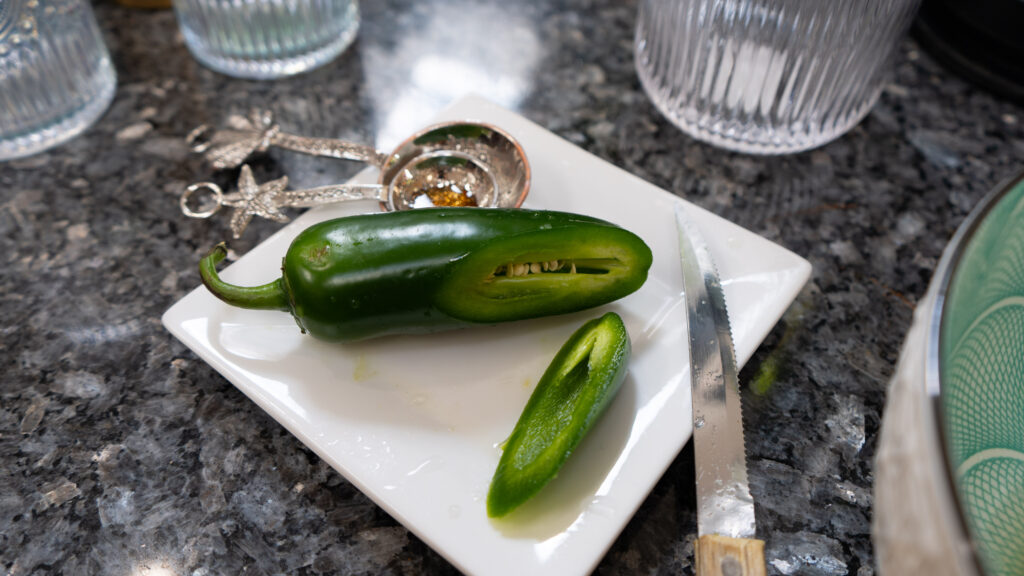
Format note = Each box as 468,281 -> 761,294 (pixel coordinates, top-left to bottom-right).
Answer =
675,204 -> 757,539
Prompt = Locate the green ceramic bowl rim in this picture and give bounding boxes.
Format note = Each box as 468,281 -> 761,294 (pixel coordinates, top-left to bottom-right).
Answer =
925,169 -> 1024,576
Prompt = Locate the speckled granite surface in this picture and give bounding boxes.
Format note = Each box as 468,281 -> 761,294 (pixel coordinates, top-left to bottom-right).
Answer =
2,1 -> 1023,574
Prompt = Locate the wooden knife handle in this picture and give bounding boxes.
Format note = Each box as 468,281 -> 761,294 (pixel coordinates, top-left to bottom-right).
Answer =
695,534 -> 766,576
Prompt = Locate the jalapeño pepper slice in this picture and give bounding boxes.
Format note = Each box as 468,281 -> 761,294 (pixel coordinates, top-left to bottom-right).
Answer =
199,208 -> 652,342
487,312 -> 630,518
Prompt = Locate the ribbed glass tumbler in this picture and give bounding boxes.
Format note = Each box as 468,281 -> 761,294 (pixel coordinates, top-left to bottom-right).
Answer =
635,0 -> 920,154
173,0 -> 359,79
0,0 -> 116,161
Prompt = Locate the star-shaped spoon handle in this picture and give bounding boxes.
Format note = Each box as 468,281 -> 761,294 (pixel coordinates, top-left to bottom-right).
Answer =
180,165 -> 383,239
187,109 -> 386,170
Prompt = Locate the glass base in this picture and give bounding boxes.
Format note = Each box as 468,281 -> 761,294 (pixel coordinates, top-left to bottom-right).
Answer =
0,62 -> 116,161
183,21 -> 358,80
636,53 -> 883,155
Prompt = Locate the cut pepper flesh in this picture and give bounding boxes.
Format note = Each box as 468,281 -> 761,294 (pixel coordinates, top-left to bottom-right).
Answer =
487,312 -> 631,518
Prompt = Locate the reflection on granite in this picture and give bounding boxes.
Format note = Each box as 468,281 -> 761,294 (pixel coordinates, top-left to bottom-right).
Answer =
1,0 -> 1022,574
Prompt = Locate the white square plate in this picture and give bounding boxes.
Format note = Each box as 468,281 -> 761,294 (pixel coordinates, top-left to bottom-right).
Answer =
163,95 -> 811,576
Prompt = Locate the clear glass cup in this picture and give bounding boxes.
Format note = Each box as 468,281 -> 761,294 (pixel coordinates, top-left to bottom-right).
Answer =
635,0 -> 920,155
172,0 -> 359,80
0,0 -> 117,161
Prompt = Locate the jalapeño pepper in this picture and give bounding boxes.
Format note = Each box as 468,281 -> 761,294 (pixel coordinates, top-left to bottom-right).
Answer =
199,208 -> 652,342
487,311 -> 630,518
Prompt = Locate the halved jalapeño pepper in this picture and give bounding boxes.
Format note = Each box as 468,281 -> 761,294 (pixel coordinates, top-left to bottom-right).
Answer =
487,312 -> 630,518
199,208 -> 652,342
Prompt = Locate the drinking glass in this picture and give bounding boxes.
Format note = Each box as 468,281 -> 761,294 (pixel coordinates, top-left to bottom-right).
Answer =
172,0 -> 360,80
0,0 -> 117,161
635,0 -> 920,154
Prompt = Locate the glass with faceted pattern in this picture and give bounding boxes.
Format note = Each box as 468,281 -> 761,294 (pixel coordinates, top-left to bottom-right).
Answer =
635,0 -> 920,154
0,0 -> 116,161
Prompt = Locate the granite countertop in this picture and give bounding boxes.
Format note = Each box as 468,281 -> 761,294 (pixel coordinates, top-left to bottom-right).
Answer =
3,0 -> 1023,574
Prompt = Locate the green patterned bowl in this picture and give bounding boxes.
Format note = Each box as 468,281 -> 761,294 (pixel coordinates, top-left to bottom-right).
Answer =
939,171 -> 1024,576
875,171 -> 1024,576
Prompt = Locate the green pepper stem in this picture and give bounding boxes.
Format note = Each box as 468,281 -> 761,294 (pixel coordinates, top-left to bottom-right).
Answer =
199,243 -> 290,311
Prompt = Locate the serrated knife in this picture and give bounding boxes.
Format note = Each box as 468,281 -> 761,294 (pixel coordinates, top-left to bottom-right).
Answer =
675,205 -> 766,576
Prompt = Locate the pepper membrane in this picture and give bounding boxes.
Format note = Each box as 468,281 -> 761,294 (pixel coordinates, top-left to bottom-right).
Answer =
199,208 -> 652,342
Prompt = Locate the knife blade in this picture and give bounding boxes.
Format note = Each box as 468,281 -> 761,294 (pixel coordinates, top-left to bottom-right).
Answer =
675,205 -> 766,576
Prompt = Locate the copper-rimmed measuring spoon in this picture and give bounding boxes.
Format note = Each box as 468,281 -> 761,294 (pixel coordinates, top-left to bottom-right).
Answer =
182,119 -> 531,238
181,151 -> 500,239
188,112 -> 530,210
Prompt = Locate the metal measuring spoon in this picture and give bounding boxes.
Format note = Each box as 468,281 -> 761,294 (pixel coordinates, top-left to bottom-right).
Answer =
187,111 -> 531,211
181,151 -> 500,239
380,121 -> 530,213
182,117 -> 531,238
